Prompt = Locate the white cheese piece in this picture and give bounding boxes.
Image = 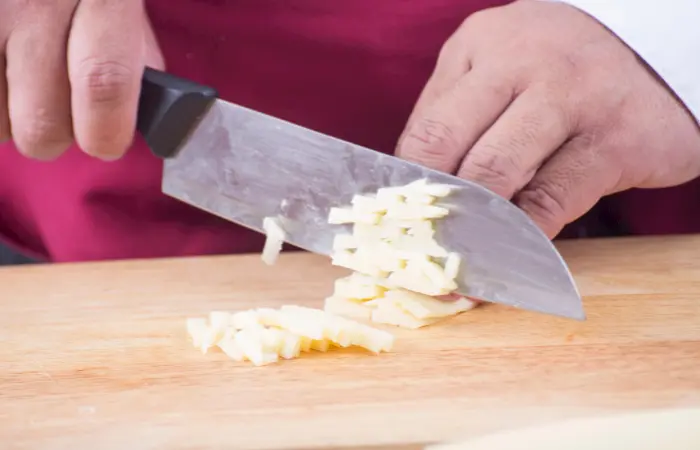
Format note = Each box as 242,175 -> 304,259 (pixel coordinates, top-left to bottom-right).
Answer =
277,306 -> 328,340
261,216 -> 286,266
332,249 -> 387,278
376,186 -> 405,204
384,203 -> 449,220
370,300 -> 442,329
231,310 -> 262,330
332,234 -> 358,251
217,335 -> 246,362
404,178 -> 453,197
383,289 -> 477,319
255,307 -> 283,327
348,322 -> 395,353
443,252 -> 461,281
234,328 -> 279,366
352,223 -> 384,242
411,258 -> 458,292
208,311 -> 231,332
351,194 -> 387,214
186,317 -> 208,348
278,331 -> 303,359
387,268 -> 449,296
198,326 -> 224,354
404,193 -> 436,205
328,207 -> 356,224
334,275 -> 386,300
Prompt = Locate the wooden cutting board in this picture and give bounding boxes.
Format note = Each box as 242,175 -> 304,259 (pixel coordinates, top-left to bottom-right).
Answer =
2,235 -> 700,450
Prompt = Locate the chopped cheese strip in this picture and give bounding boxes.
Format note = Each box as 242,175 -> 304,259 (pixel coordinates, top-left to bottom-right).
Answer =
324,296 -> 373,320
231,310 -> 262,330
328,207 -> 379,225
370,300 -> 442,329
186,305 -> 394,366
382,289 -> 477,319
351,194 -> 387,214
186,317 -> 209,349
334,274 -> 386,299
403,178 -> 453,197
444,253 -> 461,280
384,203 -> 449,220
217,332 -> 245,361
328,207 -> 355,224
261,216 -> 286,266
332,234 -> 358,251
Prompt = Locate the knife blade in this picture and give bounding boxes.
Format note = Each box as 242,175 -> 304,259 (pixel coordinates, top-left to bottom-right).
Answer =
137,68 -> 584,320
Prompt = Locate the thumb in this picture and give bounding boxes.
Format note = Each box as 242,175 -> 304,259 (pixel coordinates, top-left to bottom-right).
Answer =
143,11 -> 165,70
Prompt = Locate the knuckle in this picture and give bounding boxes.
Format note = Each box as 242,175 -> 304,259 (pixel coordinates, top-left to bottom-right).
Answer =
461,147 -> 522,195
461,8 -> 494,31
517,180 -> 567,226
437,33 -> 463,63
399,118 -> 462,172
74,58 -> 136,105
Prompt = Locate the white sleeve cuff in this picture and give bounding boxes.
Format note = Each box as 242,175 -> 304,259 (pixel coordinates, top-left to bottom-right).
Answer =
553,0 -> 700,123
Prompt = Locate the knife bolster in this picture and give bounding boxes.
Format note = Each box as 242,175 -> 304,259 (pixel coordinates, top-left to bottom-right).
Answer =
137,67 -> 218,159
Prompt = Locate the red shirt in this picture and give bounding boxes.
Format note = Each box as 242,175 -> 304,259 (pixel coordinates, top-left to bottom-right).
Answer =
0,0 -> 698,262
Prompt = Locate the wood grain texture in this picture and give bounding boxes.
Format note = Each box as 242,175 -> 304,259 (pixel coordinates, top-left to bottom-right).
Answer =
1,235 -> 700,450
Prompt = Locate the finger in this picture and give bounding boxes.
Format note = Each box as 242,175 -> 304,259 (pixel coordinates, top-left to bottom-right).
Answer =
5,6 -> 74,159
68,0 -> 146,160
457,87 -> 573,199
514,134 -> 620,239
404,34 -> 472,132
0,56 -> 9,143
396,68 -> 516,174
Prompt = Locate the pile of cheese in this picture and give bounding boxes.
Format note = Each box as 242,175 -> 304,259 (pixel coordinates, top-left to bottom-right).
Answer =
186,179 -> 476,366
186,305 -> 394,366
324,179 -> 477,328
325,273 -> 475,329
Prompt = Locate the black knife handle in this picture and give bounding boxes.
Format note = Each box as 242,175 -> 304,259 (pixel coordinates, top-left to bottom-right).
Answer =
137,67 -> 218,159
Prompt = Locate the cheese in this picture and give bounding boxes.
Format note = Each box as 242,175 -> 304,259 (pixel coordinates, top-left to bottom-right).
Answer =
185,305 -> 394,366
324,296 -> 373,321
443,253 -> 461,280
382,289 -> 477,319
370,300 -> 442,329
324,179 -> 477,329
261,216 -> 286,266
332,234 -> 358,251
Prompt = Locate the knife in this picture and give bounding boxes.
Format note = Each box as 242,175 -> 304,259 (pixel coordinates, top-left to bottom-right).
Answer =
136,67 -> 584,320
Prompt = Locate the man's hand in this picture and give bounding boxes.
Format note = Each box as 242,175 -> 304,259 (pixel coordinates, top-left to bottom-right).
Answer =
397,0 -> 700,238
0,0 -> 164,161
